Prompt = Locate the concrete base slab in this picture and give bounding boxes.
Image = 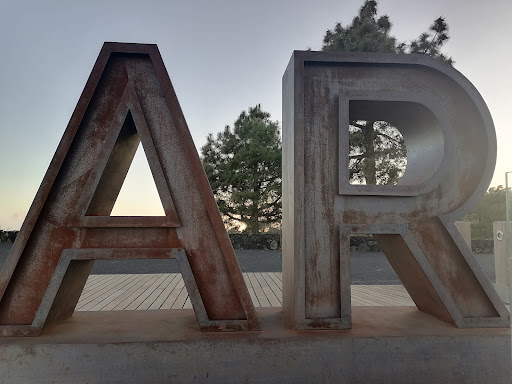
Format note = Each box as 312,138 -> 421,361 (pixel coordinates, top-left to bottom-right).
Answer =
1,307 -> 510,383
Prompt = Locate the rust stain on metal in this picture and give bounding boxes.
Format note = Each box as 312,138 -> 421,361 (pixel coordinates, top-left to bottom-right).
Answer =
0,42 -> 260,336
283,51 -> 509,329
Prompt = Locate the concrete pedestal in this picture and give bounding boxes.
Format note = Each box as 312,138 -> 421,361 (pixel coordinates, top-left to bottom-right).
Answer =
494,222 -> 510,303
0,308 -> 509,384
455,221 -> 472,248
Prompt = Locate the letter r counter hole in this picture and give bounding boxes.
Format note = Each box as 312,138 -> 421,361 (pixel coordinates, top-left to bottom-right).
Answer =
342,100 -> 444,195
348,120 -> 407,186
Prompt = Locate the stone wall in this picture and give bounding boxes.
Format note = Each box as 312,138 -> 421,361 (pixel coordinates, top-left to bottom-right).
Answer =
229,234 -> 382,251
0,231 -> 18,243
471,239 -> 494,254
229,233 -> 281,250
350,236 -> 494,253
0,230 -> 496,252
349,236 -> 380,252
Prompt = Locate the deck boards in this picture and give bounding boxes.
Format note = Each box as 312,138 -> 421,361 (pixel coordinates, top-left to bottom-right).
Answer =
75,273 -> 510,311
75,273 -> 417,311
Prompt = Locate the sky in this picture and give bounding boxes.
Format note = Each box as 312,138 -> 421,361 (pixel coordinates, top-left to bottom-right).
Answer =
0,0 -> 511,230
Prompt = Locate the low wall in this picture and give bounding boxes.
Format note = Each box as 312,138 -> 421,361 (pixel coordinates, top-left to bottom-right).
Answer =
0,230 -> 496,253
228,234 -> 380,251
229,233 -> 281,250
0,231 -> 17,243
471,239 -> 494,253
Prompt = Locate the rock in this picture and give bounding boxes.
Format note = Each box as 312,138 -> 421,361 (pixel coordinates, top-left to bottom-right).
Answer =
357,243 -> 370,252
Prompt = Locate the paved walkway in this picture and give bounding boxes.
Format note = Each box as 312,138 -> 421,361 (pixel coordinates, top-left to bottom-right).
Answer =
75,272 -> 415,311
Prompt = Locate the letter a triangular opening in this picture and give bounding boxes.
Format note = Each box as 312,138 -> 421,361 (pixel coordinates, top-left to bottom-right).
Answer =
110,143 -> 166,217
0,43 -> 259,336
74,81 -> 180,228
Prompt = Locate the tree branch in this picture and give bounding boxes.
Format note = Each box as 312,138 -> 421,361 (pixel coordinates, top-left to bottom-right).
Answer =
223,212 -> 243,223
350,122 -> 367,130
375,131 -> 403,145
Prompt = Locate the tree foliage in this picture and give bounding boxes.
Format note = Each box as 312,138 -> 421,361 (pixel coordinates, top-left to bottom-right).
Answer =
463,186 -> 508,239
322,0 -> 397,54
406,17 -> 454,65
201,105 -> 281,233
349,121 -> 406,184
322,0 -> 452,184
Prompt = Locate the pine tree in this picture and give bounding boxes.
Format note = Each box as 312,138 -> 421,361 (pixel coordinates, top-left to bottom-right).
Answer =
408,17 -> 453,64
201,105 -> 281,233
322,0 -> 452,184
464,186 -> 508,239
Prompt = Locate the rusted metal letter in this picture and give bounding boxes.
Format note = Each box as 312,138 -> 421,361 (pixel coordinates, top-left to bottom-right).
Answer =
0,43 -> 260,336
282,51 -> 509,329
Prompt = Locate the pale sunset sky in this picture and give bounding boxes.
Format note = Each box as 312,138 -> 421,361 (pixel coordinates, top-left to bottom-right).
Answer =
0,0 -> 510,229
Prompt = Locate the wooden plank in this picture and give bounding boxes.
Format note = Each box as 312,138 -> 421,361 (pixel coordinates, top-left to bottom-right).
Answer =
86,289 -> 127,311
99,275 -> 154,309
366,290 -> 413,305
138,274 -> 177,310
273,272 -> 282,282
107,274 -> 156,310
77,274 -> 121,301
78,275 -> 138,310
76,274 -> 134,309
247,272 -> 270,307
183,297 -> 192,309
358,284 -> 409,294
148,273 -> 181,310
126,274 -> 170,310
352,286 -> 414,306
171,283 -> 189,309
354,285 -> 414,306
84,274 -> 103,285
379,286 -> 415,300
260,272 -> 283,299
372,286 -> 410,296
349,288 -> 383,306
351,286 -> 392,306
80,274 -> 109,292
81,274 -> 120,293
265,272 -> 283,291
243,273 -> 260,308
79,274 -> 129,300
255,273 -> 281,307
76,274 -> 424,311
160,277 -> 185,309
79,273 -> 132,295
99,274 -> 155,311
351,297 -> 367,306
115,275 -> 163,310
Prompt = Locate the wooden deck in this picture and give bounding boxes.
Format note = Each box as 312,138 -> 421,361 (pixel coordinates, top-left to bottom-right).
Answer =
75,273 -> 415,311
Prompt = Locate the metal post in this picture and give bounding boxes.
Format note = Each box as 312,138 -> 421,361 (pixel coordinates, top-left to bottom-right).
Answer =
505,171 -> 512,364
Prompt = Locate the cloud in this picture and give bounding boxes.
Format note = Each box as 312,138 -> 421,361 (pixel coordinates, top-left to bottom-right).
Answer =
0,211 -> 27,231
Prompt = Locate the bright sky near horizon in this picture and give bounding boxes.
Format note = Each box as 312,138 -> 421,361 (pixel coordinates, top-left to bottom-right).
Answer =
0,0 -> 510,230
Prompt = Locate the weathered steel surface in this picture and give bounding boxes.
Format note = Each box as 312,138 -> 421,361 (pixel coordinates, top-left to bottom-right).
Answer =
282,51 -> 509,329
0,42 -> 259,335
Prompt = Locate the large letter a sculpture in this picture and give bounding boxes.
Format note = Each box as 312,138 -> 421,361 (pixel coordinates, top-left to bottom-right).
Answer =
0,43 -> 260,336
